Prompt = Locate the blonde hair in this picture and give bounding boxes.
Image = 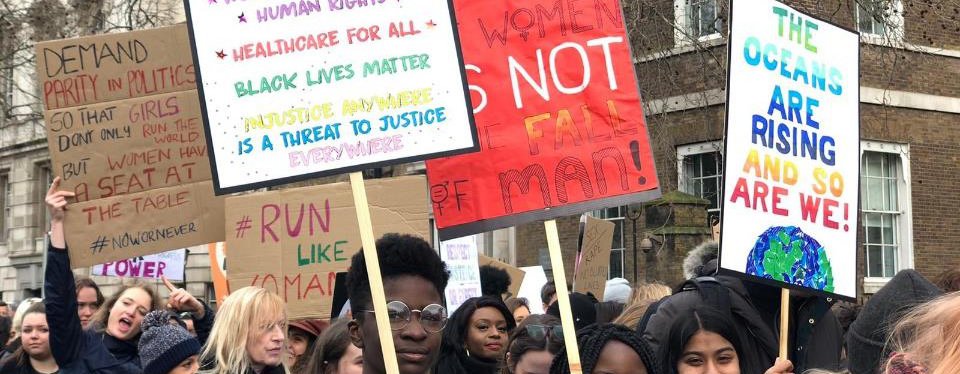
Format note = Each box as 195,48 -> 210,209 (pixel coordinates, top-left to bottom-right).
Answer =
612,298 -> 656,330
627,282 -> 671,305
883,293 -> 960,374
200,286 -> 289,374
12,298 -> 42,334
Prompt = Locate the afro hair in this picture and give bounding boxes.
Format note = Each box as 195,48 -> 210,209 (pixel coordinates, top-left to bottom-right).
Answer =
479,265 -> 511,298
345,233 -> 450,312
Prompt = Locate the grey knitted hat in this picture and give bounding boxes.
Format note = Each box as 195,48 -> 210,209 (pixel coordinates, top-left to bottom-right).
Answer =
139,310 -> 201,374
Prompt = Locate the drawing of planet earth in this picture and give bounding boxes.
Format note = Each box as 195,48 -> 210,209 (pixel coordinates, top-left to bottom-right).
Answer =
745,226 -> 834,293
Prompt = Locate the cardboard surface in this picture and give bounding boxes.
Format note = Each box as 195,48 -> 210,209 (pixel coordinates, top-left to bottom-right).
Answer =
225,176 -> 430,320
426,0 -> 661,239
574,216 -> 614,300
479,255 -> 525,299
441,236 -> 482,313
721,0 -> 859,300
92,249 -> 186,280
184,0 -> 479,194
35,25 -> 224,268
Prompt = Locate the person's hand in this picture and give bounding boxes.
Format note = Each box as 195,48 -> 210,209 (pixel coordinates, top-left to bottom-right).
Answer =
45,177 -> 75,224
163,276 -> 205,319
764,358 -> 794,374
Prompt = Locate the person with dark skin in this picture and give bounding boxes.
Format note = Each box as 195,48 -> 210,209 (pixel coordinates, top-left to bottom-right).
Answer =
550,323 -> 661,374
435,296 -> 517,374
346,233 -> 450,374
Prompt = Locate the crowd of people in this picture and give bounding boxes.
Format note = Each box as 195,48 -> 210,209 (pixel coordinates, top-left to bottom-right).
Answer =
0,178 -> 955,374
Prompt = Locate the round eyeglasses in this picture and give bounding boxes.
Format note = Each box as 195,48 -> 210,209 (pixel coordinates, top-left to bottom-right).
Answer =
524,324 -> 564,341
359,300 -> 448,333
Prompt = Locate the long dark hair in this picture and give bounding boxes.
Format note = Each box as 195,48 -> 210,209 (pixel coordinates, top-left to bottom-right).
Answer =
663,306 -> 748,374
303,320 -> 352,374
503,314 -> 562,374
441,296 -> 517,359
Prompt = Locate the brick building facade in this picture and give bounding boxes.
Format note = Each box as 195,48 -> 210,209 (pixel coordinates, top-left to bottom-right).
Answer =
514,0 -> 960,298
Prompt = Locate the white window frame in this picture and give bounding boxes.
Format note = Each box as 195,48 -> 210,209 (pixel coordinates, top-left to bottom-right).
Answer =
856,0 -> 904,44
861,141 -> 913,294
677,141 -> 723,222
674,0 -> 724,47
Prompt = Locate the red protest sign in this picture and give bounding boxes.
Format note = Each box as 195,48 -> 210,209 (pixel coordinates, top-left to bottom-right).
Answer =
426,0 -> 660,239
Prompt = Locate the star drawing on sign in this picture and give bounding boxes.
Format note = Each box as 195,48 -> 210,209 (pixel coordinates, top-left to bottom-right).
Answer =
216,50 -> 226,59
238,12 -> 247,23
426,20 -> 437,29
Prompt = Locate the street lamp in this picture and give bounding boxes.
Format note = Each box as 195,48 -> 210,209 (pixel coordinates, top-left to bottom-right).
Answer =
626,204 -> 642,282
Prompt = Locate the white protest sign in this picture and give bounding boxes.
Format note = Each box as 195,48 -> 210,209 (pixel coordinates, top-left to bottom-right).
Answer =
184,0 -> 478,194
92,249 -> 187,281
441,236 -> 482,314
518,266 -> 547,315
721,0 -> 859,300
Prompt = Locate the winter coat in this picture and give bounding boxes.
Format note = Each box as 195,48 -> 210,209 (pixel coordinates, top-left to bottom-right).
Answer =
0,355 -> 59,374
433,349 -> 500,374
44,243 -> 215,374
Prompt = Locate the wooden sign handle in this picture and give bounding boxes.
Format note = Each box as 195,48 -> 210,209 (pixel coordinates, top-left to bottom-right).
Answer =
350,172 -> 400,374
779,288 -> 790,359
545,220 -> 583,374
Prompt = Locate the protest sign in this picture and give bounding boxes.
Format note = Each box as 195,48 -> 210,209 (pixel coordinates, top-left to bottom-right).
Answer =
35,25 -> 225,268
479,255 -> 525,299
721,0 -> 859,300
207,242 -> 229,305
225,176 -> 430,319
425,0 -> 660,239
184,0 -> 479,194
441,237 -> 482,313
92,249 -> 186,280
574,216 -> 614,300
518,266 -> 547,314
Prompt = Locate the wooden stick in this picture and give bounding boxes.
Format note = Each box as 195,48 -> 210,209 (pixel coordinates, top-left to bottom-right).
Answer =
779,288 -> 790,359
545,220 -> 583,374
350,172 -> 399,374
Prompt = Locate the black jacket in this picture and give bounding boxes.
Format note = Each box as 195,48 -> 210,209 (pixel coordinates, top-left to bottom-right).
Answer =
44,243 -> 215,374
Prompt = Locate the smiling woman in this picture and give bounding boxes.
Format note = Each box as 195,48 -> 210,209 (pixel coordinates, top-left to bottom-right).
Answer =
435,296 -> 517,374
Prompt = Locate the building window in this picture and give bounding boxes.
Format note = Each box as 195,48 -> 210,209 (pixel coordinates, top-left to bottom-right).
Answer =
861,142 -> 911,286
678,142 -> 723,224
675,0 -> 724,44
856,0 -> 903,39
592,207 -> 625,279
0,173 -> 9,241
35,164 -> 52,236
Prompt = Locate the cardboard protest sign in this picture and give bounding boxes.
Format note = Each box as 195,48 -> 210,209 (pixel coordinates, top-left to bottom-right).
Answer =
441,237 -> 482,313
184,0 -> 479,194
574,216 -> 614,300
35,25 -> 225,268
225,176 -> 430,319
721,0 -> 859,300
207,242 -> 229,305
479,255 -> 525,299
92,249 -> 186,281
425,0 -> 660,239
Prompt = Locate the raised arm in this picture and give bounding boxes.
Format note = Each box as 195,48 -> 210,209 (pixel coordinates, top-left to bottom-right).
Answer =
42,177 -> 83,365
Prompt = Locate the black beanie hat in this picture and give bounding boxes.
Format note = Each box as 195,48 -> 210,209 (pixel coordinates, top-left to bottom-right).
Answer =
139,310 -> 202,374
846,269 -> 942,374
546,292 -> 597,331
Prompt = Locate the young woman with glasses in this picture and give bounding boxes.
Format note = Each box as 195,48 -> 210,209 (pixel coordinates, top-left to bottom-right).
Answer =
502,314 -> 563,374
436,296 -> 517,374
346,234 -> 450,374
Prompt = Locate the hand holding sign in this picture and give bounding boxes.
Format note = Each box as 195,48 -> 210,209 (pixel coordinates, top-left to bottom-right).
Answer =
45,177 -> 75,224
162,276 -> 205,319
